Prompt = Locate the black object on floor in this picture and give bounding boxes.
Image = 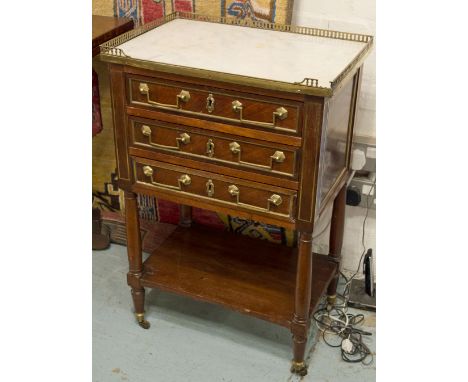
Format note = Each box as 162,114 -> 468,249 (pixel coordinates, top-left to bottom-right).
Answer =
348,279 -> 376,311
93,208 -> 110,250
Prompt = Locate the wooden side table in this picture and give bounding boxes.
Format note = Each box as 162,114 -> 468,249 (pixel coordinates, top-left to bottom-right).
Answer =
100,13 -> 373,376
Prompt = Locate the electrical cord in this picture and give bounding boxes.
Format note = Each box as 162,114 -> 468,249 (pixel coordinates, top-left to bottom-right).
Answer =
344,178 -> 376,288
313,303 -> 374,364
312,177 -> 376,365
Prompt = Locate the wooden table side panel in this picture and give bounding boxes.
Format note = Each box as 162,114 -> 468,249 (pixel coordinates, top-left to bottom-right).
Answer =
296,98 -> 325,232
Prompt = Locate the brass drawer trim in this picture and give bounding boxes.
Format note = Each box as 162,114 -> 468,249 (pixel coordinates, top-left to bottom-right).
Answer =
131,121 -> 297,177
128,78 -> 300,134
134,162 -> 295,218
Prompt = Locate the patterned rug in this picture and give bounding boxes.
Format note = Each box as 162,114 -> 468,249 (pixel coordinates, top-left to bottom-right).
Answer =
92,1 -> 295,26
92,0 -> 297,247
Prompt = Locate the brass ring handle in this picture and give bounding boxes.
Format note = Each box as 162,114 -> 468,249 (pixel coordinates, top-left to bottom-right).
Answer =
268,194 -> 283,207
178,174 -> 191,186
232,100 -> 288,128
140,125 -> 190,150
229,142 -> 286,171
139,82 -> 190,109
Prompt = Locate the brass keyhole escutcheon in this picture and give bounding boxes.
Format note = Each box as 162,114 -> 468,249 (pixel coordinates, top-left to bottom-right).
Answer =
206,139 -> 215,157
206,94 -> 215,113
206,180 -> 215,197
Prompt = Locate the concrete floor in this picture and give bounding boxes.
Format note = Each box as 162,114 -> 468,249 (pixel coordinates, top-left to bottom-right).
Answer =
93,244 -> 376,382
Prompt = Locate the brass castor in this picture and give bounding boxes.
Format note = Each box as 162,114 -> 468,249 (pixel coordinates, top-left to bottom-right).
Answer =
327,294 -> 337,306
290,360 -> 308,376
135,312 -> 150,329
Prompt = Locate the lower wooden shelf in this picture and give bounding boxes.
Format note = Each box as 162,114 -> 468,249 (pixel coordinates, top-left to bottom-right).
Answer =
140,225 -> 336,328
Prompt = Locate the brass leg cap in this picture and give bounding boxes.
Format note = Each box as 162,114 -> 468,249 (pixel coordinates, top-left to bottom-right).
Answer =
327,294 -> 337,306
135,313 -> 150,329
290,361 -> 308,376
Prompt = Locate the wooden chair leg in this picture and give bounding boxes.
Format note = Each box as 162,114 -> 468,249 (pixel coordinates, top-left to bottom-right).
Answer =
290,231 -> 313,376
327,184 -> 347,305
179,204 -> 193,228
124,191 -> 150,329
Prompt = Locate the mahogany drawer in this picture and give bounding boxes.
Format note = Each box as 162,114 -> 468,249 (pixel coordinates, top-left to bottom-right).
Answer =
132,158 -> 296,219
129,118 -> 298,178
127,75 -> 301,134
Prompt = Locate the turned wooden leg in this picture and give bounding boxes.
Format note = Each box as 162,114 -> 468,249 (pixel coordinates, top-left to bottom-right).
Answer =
131,287 -> 150,329
327,184 -> 347,305
124,191 -> 150,329
179,204 -> 193,228
290,231 -> 313,376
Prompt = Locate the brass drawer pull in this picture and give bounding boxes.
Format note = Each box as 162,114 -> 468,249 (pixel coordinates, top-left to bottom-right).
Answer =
268,194 -> 283,207
140,125 -> 191,150
143,165 -> 153,177
229,141 -> 241,154
271,151 -> 286,163
229,142 -> 286,171
178,174 -> 191,186
232,100 -> 288,128
141,165 -> 191,190
139,82 -> 190,109
228,185 -> 239,196
228,185 -> 285,213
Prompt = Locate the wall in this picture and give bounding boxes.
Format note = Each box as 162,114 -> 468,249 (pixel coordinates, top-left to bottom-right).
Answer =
292,0 -> 376,276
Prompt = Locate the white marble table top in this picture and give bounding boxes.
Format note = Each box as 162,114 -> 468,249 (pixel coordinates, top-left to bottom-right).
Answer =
117,19 -> 367,87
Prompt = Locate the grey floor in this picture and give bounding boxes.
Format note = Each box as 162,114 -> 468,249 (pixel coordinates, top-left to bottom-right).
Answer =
93,244 -> 376,382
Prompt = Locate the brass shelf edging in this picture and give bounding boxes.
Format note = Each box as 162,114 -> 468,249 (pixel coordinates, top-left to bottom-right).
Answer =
99,12 -> 374,97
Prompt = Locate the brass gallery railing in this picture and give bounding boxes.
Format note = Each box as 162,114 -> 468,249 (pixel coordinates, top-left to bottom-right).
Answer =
100,12 -> 374,97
